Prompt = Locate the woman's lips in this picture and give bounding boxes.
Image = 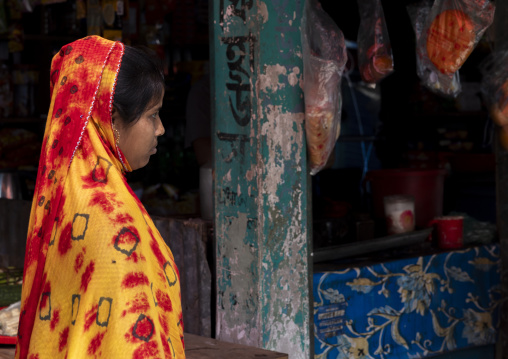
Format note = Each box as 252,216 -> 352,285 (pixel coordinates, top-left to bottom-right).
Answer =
150,142 -> 158,154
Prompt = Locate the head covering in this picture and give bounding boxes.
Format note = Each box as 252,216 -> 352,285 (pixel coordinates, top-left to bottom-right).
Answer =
16,36 -> 185,358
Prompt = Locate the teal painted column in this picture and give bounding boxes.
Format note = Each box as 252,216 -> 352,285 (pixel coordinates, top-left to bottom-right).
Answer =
210,0 -> 312,358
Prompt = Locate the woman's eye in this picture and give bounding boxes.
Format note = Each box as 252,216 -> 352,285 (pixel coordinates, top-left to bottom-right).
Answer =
152,112 -> 158,119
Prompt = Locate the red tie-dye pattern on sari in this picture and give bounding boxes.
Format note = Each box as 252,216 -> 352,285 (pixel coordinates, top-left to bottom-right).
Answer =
15,36 -> 185,359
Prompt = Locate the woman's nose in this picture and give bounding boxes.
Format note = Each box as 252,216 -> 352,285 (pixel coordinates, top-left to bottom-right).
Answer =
156,117 -> 165,136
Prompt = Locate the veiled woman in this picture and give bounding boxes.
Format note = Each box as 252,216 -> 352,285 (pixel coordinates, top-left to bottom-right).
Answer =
16,36 -> 185,358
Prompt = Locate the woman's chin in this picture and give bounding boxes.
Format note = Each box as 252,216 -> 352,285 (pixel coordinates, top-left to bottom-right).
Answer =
131,158 -> 150,171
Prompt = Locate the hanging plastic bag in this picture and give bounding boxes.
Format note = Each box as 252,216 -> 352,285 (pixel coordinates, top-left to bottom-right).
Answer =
480,48 -> 508,148
357,0 -> 394,85
406,0 -> 458,95
301,0 -> 347,175
410,0 -> 494,97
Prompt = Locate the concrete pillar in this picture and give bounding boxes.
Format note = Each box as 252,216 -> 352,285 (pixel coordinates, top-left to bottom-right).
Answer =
210,1 -> 312,358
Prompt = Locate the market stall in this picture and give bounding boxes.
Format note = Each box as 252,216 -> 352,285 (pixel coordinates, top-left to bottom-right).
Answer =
314,243 -> 500,358
211,0 -> 503,358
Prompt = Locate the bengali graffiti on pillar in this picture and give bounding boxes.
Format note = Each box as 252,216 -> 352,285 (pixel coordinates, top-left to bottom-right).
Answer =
220,34 -> 256,127
219,0 -> 254,28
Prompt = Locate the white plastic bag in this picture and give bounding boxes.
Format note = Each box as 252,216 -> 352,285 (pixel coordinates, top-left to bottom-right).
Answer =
301,0 -> 347,175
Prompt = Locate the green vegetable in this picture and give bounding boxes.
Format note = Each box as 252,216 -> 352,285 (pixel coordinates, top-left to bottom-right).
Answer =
0,267 -> 23,307
0,285 -> 22,307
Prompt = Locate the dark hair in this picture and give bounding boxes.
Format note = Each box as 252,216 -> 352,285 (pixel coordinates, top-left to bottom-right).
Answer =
113,45 -> 165,125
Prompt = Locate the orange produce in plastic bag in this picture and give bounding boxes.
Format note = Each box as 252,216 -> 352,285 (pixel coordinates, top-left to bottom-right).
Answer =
357,1 -> 394,84
426,9 -> 476,75
360,42 -> 394,83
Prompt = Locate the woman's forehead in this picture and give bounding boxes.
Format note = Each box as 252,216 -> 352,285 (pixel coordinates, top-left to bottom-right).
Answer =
146,91 -> 165,110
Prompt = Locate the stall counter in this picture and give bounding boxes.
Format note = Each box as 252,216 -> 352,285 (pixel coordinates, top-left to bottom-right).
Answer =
313,243 -> 500,358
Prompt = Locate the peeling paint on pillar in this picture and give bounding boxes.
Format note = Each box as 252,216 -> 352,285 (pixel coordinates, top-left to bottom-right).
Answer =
212,1 -> 311,358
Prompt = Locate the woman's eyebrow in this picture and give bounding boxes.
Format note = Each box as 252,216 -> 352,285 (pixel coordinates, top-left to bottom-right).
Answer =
148,104 -> 162,112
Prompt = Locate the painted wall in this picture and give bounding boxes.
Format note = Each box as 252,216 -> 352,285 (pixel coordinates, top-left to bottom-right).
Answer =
211,0 -> 312,358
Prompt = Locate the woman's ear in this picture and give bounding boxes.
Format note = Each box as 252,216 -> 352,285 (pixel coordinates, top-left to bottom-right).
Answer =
111,107 -> 117,122
111,107 -> 121,127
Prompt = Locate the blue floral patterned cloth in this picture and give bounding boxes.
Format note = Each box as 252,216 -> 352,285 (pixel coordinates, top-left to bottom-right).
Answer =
313,244 -> 500,358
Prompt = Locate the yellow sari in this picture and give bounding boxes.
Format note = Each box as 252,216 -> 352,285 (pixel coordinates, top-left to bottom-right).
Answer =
16,36 -> 185,358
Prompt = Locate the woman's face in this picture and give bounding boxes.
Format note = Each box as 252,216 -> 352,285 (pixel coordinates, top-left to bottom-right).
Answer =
113,92 -> 165,170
